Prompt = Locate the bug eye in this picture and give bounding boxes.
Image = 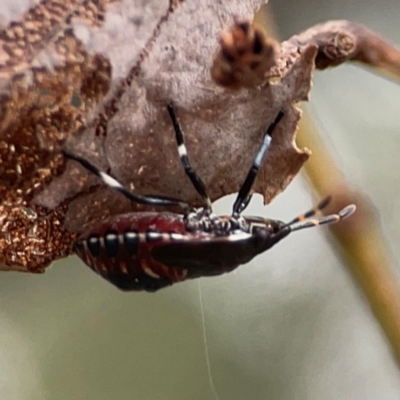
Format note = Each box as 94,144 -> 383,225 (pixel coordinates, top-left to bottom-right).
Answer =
252,226 -> 267,238
265,221 -> 280,235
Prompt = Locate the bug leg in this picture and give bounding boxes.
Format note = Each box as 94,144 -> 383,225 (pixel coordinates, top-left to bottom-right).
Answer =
289,203 -> 356,232
62,150 -> 191,210
167,104 -> 212,213
231,110 -> 285,217
236,194 -> 253,214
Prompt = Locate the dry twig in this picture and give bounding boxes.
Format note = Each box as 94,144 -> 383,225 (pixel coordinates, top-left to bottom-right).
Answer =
256,7 -> 400,364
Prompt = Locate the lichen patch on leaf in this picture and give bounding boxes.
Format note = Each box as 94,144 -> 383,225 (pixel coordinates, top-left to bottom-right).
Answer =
0,0 -> 113,270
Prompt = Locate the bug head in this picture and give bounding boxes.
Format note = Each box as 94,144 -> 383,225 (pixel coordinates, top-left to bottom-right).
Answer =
249,217 -> 291,252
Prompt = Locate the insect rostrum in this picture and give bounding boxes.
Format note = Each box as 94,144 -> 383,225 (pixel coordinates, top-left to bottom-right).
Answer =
64,105 -> 355,292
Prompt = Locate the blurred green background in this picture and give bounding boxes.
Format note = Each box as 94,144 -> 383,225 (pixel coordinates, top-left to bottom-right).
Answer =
2,0 -> 400,399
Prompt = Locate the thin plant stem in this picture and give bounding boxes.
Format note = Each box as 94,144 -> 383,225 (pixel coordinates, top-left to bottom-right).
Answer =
257,4 -> 400,365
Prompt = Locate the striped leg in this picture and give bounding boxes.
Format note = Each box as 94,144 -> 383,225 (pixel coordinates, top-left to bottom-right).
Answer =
167,104 -> 212,213
231,110 -> 285,217
235,194 -> 253,214
63,151 -> 191,210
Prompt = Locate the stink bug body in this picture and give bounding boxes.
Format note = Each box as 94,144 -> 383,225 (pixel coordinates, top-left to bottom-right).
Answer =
64,105 -> 355,292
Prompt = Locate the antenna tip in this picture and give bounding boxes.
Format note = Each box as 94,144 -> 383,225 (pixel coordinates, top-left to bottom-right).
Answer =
339,204 -> 356,219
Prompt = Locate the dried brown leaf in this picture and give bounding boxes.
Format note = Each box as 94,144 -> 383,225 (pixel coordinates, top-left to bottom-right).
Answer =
0,0 -> 399,273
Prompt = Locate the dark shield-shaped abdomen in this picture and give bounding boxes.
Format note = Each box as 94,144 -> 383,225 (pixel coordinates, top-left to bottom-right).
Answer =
74,212 -> 190,292
151,235 -> 258,279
